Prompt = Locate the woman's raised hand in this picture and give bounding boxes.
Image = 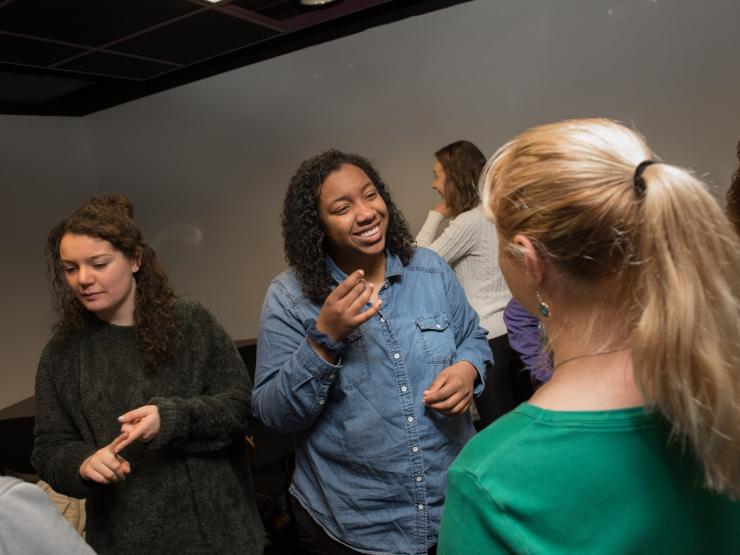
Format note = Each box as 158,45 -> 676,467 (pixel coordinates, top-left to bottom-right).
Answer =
79,433 -> 131,484
113,405 -> 161,453
316,269 -> 382,342
434,200 -> 454,219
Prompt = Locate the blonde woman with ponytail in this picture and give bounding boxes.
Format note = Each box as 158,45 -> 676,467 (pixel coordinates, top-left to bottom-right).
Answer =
438,118 -> 740,554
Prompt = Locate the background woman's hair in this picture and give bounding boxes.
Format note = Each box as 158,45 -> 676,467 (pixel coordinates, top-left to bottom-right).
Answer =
435,140 -> 487,217
281,149 -> 415,305
726,140 -> 740,236
482,118 -> 740,499
46,194 -> 179,369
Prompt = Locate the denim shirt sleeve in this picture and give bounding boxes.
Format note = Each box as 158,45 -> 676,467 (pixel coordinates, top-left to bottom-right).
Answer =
440,257 -> 492,394
252,279 -> 341,433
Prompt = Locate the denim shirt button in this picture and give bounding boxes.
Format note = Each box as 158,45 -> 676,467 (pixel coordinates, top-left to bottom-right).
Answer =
407,416 -> 414,423
416,476 -> 422,482
400,386 -> 407,392
380,317 -> 385,323
393,353 -> 400,359
417,504 -> 424,510
412,446 -> 419,453
318,399 -> 325,405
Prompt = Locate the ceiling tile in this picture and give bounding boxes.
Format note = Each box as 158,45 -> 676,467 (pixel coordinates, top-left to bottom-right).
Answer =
0,33 -> 86,66
58,51 -> 178,80
0,0 -> 203,47
108,9 -> 280,65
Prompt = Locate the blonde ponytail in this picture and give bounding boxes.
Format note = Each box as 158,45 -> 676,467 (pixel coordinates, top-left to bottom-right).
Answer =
632,164 -> 740,498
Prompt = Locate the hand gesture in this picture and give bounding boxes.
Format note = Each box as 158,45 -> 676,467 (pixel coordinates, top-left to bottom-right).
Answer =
422,361 -> 478,416
79,433 -> 131,484
316,269 -> 382,342
434,200 -> 453,219
113,405 -> 161,452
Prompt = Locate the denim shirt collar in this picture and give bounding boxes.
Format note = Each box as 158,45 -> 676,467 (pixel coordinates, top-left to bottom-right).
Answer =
325,251 -> 404,285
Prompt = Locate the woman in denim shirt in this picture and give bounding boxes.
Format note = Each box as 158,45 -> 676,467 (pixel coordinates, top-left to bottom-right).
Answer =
253,150 -> 492,555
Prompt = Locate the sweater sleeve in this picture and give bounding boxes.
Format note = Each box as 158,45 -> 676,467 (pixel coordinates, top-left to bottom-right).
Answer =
146,304 -> 252,453
0,478 -> 96,555
31,346 -> 99,500
416,209 -> 478,266
438,468 -> 528,555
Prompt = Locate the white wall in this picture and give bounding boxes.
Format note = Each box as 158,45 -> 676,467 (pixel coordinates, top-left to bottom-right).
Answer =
3,0 -> 740,408
85,0 -> 740,340
0,116 -> 97,409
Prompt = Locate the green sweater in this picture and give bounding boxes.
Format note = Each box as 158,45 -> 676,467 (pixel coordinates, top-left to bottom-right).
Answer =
439,403 -> 740,554
32,299 -> 265,555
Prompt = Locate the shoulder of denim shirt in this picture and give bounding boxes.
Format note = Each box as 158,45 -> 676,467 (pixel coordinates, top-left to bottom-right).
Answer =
405,245 -> 449,274
266,268 -> 306,308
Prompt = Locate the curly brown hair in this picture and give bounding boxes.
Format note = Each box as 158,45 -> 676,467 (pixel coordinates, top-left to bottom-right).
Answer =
46,194 -> 179,369
727,140 -> 740,236
435,140 -> 487,217
282,150 -> 416,305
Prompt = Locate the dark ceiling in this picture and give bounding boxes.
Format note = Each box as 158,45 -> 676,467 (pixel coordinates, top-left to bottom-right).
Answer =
0,0 -> 468,117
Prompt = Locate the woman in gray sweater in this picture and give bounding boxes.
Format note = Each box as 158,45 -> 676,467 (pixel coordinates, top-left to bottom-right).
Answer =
32,194 -> 264,554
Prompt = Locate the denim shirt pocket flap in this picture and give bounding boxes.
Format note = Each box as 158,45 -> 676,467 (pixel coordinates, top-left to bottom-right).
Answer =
415,312 -> 455,364
336,329 -> 370,391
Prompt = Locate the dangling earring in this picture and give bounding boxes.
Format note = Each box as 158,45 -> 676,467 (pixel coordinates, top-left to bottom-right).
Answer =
536,291 -> 551,318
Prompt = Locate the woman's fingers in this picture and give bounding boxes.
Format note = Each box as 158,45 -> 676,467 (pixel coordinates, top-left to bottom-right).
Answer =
117,406 -> 150,424
346,280 -> 374,313
84,467 -> 110,484
87,456 -> 118,482
111,430 -> 135,453
352,297 -> 382,326
329,270 -> 366,302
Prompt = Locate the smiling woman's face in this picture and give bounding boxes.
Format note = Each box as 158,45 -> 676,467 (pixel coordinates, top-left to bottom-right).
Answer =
432,159 -> 447,199
59,233 -> 140,325
318,163 -> 389,269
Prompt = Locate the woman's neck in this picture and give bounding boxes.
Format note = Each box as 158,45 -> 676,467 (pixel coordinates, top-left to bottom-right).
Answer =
529,330 -> 643,411
335,252 -> 386,285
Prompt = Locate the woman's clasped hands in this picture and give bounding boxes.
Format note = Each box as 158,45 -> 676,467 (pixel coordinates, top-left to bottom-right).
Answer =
79,405 -> 161,484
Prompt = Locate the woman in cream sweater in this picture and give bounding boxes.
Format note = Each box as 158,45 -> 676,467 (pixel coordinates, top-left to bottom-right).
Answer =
417,140 -> 532,425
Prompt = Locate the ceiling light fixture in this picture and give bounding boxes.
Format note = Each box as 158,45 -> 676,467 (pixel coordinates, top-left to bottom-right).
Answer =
204,0 -> 226,4
301,0 -> 339,6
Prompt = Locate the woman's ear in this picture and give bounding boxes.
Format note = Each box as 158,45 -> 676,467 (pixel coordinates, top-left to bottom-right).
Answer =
131,249 -> 142,273
511,234 -> 545,288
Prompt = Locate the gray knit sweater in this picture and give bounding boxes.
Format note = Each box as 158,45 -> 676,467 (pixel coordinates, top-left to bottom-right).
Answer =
32,299 -> 265,555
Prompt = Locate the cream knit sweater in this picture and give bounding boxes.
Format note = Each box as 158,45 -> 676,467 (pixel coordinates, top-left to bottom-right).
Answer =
416,205 -> 511,338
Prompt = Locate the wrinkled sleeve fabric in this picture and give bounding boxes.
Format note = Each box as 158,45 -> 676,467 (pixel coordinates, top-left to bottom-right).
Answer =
438,469 -> 526,555
147,305 -> 252,453
438,254 -> 492,394
503,298 -> 551,382
252,279 -> 341,433
0,477 -> 96,555
31,345 -> 98,500
416,210 -> 477,266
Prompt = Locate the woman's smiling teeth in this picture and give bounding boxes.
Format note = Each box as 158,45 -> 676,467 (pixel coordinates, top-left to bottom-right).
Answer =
358,226 -> 380,238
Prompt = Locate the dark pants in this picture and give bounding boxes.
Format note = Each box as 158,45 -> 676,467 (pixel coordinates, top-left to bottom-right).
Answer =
292,496 -> 437,555
474,334 -> 535,429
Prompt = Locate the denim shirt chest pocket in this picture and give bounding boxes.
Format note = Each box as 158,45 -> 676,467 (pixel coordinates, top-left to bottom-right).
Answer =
336,329 -> 370,391
415,312 -> 455,365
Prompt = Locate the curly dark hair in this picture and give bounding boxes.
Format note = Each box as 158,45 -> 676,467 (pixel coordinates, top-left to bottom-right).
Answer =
435,140 -> 487,217
727,140 -> 740,236
282,149 -> 416,304
46,194 -> 180,369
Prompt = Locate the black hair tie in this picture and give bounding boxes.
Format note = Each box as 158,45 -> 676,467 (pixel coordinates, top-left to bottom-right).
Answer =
633,160 -> 656,198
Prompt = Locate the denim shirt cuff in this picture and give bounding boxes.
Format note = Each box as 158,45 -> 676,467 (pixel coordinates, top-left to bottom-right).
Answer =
296,335 -> 342,383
